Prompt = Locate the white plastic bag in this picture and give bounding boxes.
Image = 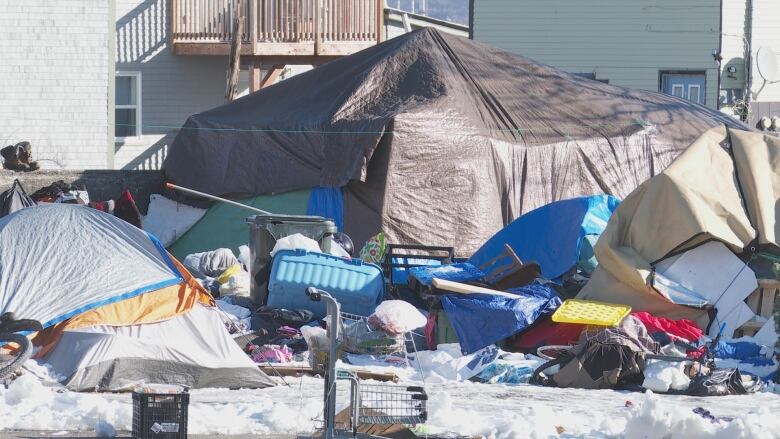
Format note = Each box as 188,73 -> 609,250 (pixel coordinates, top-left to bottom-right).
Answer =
270,233 -> 322,257
370,300 -> 427,335
238,245 -> 251,272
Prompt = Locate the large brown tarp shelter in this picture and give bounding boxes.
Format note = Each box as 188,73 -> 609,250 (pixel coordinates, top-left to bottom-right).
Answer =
163,28 -> 744,255
578,128 -> 780,326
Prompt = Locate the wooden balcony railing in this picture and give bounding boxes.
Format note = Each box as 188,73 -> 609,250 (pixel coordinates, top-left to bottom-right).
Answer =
171,0 -> 383,57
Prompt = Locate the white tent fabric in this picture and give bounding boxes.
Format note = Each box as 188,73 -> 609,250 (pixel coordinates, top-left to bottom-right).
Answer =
44,304 -> 274,391
0,204 -> 181,328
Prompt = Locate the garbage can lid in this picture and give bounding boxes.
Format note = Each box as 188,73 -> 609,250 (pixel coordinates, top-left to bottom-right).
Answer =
246,214 -> 334,225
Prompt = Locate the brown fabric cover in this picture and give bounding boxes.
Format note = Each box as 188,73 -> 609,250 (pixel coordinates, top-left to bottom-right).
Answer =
164,28 -> 745,255
578,128 -> 780,324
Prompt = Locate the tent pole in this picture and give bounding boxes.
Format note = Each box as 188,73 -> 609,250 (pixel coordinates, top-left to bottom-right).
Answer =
165,182 -> 272,215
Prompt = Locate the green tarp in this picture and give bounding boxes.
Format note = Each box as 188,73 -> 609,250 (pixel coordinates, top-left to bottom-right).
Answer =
169,190 -> 311,259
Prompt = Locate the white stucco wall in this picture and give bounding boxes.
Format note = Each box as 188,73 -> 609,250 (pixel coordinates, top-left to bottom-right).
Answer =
0,0 -> 111,169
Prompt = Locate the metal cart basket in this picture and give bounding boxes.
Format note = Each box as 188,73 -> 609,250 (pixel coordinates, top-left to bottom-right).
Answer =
305,288 -> 427,439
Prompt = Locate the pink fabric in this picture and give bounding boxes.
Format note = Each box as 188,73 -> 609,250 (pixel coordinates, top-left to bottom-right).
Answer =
632,311 -> 703,343
246,344 -> 293,363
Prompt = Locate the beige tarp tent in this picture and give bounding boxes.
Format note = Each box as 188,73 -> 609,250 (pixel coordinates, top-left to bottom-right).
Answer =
578,128 -> 780,327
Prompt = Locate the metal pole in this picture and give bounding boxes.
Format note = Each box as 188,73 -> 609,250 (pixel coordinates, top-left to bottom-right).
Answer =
323,293 -> 340,439
165,182 -> 272,215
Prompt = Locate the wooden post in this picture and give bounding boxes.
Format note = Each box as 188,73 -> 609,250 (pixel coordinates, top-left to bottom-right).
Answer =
250,0 -> 258,51
314,0 -> 321,55
170,0 -> 178,50
225,8 -> 244,102
249,65 -> 261,92
376,0 -> 383,43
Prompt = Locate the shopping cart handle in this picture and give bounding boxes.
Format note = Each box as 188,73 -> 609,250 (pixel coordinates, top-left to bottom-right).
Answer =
305,287 -> 322,302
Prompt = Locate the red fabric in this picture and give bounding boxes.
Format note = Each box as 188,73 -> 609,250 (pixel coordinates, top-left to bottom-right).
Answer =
686,346 -> 707,360
424,313 -> 437,350
114,189 -> 142,229
632,311 -> 703,343
509,317 -> 584,351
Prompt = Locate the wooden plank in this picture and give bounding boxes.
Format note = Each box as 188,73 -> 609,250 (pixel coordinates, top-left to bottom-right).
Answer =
259,66 -> 284,88
759,286 -> 777,318
259,365 -> 399,382
431,278 -> 519,298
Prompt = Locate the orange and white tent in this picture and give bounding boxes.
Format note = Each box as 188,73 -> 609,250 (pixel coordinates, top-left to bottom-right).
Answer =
0,204 -> 273,391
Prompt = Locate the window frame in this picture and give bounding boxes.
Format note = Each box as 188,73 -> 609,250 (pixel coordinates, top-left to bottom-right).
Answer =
688,84 -> 701,104
115,71 -> 142,140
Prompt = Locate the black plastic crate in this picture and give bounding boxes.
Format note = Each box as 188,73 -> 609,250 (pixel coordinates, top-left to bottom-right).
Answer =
132,391 -> 189,439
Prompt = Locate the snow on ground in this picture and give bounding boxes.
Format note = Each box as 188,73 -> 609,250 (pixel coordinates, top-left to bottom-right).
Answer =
1,360 -> 779,438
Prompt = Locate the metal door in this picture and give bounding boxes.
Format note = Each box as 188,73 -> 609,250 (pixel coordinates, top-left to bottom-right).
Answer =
661,72 -> 705,105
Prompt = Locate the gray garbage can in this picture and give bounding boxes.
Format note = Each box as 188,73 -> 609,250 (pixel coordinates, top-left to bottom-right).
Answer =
247,214 -> 337,305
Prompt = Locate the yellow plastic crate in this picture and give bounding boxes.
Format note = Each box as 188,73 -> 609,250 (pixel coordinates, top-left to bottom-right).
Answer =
551,299 -> 631,326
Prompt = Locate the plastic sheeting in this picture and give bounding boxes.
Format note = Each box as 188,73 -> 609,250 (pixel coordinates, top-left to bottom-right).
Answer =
168,190 -> 310,259
143,194 -> 207,247
579,128 -> 776,326
164,29 -> 744,256
441,283 -> 562,354
0,204 -> 181,328
306,187 -> 344,231
469,195 -> 620,279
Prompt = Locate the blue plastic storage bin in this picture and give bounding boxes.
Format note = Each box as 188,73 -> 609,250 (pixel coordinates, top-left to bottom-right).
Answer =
267,249 -> 385,319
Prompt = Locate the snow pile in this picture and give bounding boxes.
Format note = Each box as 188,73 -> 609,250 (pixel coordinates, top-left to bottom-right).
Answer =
0,367 -> 325,435
620,391 -> 780,439
426,389 -> 561,439
0,374 -> 132,431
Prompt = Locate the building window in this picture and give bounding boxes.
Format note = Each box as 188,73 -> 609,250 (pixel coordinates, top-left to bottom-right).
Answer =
660,71 -> 705,105
116,72 -> 141,138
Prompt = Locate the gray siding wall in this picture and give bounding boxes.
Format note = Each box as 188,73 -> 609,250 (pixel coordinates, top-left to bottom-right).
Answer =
115,0 -> 239,170
473,0 -> 722,108
0,0 -> 111,169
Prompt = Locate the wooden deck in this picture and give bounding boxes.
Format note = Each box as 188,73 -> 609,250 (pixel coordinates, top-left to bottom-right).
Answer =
171,0 -> 384,60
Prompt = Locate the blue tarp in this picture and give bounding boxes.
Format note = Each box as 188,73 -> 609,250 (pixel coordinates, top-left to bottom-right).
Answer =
441,283 -> 563,354
408,262 -> 485,286
468,195 -> 620,281
306,187 -> 344,231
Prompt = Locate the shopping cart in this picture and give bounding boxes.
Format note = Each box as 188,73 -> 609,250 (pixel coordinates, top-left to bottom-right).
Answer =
305,287 -> 428,439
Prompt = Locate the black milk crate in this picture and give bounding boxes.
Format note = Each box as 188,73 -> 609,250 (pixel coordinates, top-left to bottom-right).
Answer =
132,390 -> 189,439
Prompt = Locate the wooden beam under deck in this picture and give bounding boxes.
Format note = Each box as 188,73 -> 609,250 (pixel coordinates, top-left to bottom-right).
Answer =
172,41 -> 377,57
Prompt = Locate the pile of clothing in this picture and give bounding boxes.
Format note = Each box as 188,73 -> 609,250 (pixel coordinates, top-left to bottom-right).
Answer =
30,180 -> 143,228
